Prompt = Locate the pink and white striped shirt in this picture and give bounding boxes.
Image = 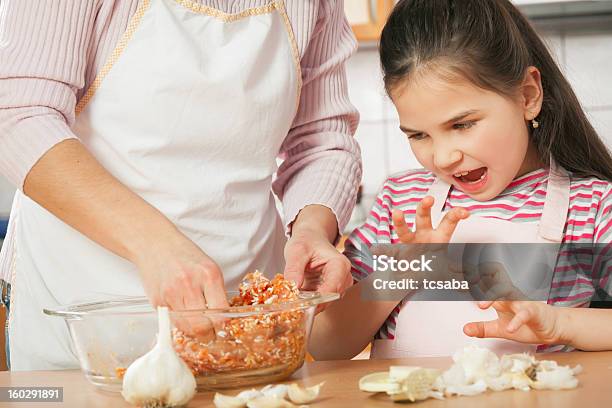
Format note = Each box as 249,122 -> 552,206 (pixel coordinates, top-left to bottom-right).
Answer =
345,167 -> 612,352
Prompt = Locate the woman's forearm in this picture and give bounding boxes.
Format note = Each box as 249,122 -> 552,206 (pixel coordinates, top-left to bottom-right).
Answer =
309,275 -> 406,360
23,139 -> 180,263
560,307 -> 612,351
291,204 -> 339,243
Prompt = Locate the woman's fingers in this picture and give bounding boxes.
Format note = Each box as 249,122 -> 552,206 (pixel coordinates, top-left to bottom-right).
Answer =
318,255 -> 352,294
200,262 -> 229,309
436,207 -> 469,240
392,209 -> 415,243
414,196 -> 435,232
283,242 -> 311,289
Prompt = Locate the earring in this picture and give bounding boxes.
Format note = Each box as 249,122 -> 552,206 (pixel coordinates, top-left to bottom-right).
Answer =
531,118 -> 540,129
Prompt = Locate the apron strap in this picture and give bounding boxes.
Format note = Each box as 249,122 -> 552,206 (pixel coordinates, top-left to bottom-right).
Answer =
426,177 -> 452,227
538,158 -> 571,243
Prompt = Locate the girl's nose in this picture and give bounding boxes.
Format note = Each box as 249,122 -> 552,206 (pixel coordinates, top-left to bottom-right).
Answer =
433,144 -> 463,170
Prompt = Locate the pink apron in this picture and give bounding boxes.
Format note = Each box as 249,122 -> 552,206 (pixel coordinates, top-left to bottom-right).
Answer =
371,162 -> 570,358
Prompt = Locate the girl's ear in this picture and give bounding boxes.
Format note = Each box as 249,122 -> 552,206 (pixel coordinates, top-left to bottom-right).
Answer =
520,66 -> 544,121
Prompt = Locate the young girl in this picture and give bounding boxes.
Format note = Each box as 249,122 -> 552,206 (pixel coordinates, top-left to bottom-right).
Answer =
310,0 -> 612,360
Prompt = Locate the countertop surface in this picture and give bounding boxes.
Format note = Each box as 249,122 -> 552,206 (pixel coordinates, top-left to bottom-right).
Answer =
1,351 -> 611,407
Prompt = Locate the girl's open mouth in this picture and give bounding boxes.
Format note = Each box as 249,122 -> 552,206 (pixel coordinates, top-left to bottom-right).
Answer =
452,167 -> 488,193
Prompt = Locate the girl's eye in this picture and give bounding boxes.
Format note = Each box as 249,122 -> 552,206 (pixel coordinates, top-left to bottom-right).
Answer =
453,121 -> 476,130
408,133 -> 427,141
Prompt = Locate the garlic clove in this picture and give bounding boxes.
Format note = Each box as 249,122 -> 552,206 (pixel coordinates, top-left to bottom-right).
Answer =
246,395 -> 300,408
237,389 -> 264,400
214,393 -> 248,408
286,382 -> 324,404
121,307 -> 196,408
486,373 -> 513,392
388,366 -> 421,382
389,368 -> 440,402
358,372 -> 400,393
428,390 -> 445,400
444,379 -> 488,397
261,384 -> 289,399
452,345 -> 501,383
440,363 -> 467,388
532,365 -> 579,390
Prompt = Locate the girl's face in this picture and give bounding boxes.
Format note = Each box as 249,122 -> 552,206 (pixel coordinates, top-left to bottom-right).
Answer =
391,70 -> 542,201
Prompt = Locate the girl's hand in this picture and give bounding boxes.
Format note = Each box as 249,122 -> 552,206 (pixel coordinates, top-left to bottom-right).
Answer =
463,301 -> 565,345
375,196 -> 469,284
392,196 -> 469,244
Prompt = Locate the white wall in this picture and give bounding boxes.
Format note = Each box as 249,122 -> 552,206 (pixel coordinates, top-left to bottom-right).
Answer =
345,28 -> 612,209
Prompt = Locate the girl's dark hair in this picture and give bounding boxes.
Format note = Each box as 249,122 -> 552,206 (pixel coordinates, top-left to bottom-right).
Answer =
380,0 -> 612,182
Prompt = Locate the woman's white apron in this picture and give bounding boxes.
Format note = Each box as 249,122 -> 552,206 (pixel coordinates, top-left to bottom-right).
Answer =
5,0 -> 301,370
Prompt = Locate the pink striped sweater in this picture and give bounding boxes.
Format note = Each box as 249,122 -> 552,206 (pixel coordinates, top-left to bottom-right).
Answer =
345,168 -> 612,352
0,0 -> 361,232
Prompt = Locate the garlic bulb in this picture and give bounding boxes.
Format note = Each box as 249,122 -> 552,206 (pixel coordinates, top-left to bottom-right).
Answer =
122,306 -> 197,407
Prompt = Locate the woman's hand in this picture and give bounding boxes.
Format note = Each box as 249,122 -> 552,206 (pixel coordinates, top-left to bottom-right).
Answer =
463,301 -> 565,345
392,195 -> 469,244
23,139 -> 230,312
23,140 -> 228,341
134,232 -> 229,340
134,232 -> 229,310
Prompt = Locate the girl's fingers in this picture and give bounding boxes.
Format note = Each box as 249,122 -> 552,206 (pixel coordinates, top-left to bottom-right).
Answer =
490,300 -> 513,313
477,300 -> 495,309
415,196 -> 435,232
506,307 -> 532,333
436,207 -> 469,240
463,320 -> 502,339
392,209 -> 415,243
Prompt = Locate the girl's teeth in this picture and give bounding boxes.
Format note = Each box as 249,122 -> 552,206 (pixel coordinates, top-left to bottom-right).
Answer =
463,171 -> 486,184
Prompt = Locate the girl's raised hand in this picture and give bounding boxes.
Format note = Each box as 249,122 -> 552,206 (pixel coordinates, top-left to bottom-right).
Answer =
463,301 -> 564,345
392,196 -> 469,244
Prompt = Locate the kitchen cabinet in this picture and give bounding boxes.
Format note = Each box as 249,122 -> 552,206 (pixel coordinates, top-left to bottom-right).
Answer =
345,0 -> 394,42
345,0 -> 612,41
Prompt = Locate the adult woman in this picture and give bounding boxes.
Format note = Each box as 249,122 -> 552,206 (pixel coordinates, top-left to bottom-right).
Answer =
0,0 -> 360,370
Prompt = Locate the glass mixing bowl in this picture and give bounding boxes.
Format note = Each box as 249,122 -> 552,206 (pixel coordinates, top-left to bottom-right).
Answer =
44,291 -> 338,391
